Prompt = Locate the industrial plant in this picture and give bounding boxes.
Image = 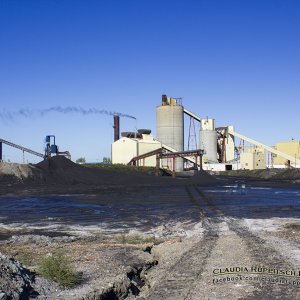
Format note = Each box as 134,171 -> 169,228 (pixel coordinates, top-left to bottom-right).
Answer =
0,135 -> 70,163
112,95 -> 300,173
0,95 -> 299,173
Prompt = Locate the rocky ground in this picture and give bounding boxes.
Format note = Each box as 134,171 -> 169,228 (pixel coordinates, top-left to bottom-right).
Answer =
1,216 -> 300,299
1,186 -> 300,299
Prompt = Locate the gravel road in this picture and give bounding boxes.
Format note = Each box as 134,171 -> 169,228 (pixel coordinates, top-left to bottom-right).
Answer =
139,186 -> 300,299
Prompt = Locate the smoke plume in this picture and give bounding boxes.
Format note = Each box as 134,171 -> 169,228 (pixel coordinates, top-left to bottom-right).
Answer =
0,106 -> 136,121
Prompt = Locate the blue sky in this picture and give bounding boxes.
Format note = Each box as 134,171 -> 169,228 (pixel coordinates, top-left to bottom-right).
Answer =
0,0 -> 299,162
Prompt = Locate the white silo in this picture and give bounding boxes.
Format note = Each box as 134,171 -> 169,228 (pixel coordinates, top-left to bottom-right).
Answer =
199,118 -> 218,163
156,95 -> 184,172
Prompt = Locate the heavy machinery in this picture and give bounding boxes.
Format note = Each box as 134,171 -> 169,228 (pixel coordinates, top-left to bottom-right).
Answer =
44,135 -> 71,159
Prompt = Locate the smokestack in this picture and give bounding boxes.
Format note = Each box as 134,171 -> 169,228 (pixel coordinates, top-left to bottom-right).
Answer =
113,115 -> 120,142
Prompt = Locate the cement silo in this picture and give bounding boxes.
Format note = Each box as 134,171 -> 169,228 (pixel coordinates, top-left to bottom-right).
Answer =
199,118 -> 218,163
156,95 -> 184,171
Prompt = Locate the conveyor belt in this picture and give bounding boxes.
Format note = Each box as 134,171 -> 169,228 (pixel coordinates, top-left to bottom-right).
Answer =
0,138 -> 44,160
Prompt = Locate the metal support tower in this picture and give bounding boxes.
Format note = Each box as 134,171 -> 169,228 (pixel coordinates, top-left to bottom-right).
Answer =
188,117 -> 198,151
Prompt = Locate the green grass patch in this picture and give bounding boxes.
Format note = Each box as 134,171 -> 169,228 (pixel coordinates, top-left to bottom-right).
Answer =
15,252 -> 35,267
38,251 -> 79,287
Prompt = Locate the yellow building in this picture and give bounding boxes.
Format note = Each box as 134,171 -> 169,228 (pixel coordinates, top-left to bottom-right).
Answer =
112,131 -> 161,166
240,146 -> 266,170
273,141 -> 300,167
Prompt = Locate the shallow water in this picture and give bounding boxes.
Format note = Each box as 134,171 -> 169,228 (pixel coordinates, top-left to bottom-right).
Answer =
0,187 -> 199,231
202,185 -> 300,218
0,185 -> 300,232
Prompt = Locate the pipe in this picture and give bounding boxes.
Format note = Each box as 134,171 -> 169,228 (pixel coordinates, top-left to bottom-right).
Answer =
113,115 -> 120,142
0,141 -> 2,161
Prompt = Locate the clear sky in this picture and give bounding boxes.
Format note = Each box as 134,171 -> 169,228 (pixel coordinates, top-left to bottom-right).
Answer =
0,0 -> 299,163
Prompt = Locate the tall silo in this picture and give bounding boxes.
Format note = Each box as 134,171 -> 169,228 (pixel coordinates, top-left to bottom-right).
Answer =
156,95 -> 184,172
199,118 -> 218,163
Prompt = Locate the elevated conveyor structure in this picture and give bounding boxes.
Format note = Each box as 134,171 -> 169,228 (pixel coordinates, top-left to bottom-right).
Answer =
162,143 -> 202,165
0,138 -> 44,162
183,108 -> 201,122
228,130 -> 300,167
128,148 -> 164,166
128,143 -> 203,169
157,149 -> 204,177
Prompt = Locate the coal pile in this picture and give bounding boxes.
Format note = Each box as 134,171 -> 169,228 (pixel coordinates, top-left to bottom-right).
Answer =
220,168 -> 300,182
0,157 -> 219,196
271,168 -> 300,181
33,156 -> 163,186
187,169 -> 218,185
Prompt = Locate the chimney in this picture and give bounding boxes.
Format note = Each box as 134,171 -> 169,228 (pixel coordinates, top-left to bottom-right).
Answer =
113,115 -> 120,142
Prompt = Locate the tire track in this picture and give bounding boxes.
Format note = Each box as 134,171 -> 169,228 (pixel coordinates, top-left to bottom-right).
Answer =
193,186 -> 300,299
147,233 -> 218,300
146,186 -> 219,300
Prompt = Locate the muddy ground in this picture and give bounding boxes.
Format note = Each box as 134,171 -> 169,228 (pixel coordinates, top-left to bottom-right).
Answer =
1,158 -> 300,299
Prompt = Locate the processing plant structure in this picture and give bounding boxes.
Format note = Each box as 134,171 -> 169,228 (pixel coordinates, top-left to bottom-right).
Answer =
44,135 -> 71,159
0,135 -> 71,163
112,95 -> 300,173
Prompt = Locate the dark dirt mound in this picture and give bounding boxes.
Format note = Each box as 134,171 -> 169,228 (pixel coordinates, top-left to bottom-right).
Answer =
220,168 -> 300,182
219,169 -> 278,179
0,157 -> 218,195
190,170 -> 219,186
36,155 -> 79,171
271,168 -> 300,180
31,156 -> 218,187
33,156 -> 162,186
192,170 -> 214,179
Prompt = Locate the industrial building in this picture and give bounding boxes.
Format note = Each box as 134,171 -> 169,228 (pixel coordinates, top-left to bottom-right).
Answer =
112,130 -> 161,167
240,146 -> 266,170
112,95 -> 300,173
272,141 -> 300,168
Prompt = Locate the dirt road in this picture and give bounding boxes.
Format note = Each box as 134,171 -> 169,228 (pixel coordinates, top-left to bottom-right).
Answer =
140,186 -> 300,299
